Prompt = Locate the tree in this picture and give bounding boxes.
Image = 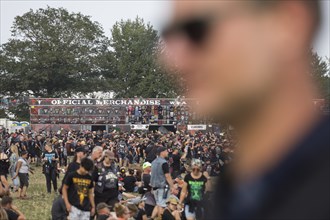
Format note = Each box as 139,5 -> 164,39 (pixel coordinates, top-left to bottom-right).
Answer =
0,6 -> 109,98
310,51 -> 330,101
104,17 -> 182,98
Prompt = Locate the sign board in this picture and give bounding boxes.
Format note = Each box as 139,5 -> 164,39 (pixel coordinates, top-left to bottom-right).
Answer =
187,125 -> 207,131
130,124 -> 149,130
29,98 -> 191,106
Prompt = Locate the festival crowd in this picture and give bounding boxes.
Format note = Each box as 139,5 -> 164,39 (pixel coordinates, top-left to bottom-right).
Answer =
0,128 -> 235,220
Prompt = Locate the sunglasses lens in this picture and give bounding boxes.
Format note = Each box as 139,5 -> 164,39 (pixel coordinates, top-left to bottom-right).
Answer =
162,17 -> 211,45
184,19 -> 209,44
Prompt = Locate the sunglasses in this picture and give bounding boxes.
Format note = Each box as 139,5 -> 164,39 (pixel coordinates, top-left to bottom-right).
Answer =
161,5 -> 252,45
162,15 -> 214,45
192,168 -> 200,172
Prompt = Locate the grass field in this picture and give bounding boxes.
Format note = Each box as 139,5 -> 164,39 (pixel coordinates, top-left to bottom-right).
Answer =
8,165 -> 63,220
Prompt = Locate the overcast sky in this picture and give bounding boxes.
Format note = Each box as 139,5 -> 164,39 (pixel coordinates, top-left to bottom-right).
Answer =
0,0 -> 329,58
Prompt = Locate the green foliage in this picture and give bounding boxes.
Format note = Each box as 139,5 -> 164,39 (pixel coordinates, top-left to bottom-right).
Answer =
0,6 -> 108,98
0,109 -> 7,118
104,17 -> 182,98
8,103 -> 30,121
310,51 -> 330,100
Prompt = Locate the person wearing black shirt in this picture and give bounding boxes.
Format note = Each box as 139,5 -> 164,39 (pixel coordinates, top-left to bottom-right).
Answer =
145,143 -> 157,162
27,136 -> 36,164
93,150 -> 119,209
180,159 -> 208,220
123,169 -> 137,193
41,143 -> 59,193
60,146 -> 87,192
0,196 -> 26,220
171,149 -> 181,179
162,2 -> 329,220
62,158 -> 95,219
162,196 -> 181,220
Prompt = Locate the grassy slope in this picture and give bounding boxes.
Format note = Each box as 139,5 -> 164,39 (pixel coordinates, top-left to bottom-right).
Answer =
9,166 -> 62,220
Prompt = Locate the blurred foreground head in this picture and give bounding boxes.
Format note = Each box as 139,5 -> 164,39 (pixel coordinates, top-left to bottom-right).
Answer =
162,1 -> 320,123
162,1 -> 329,220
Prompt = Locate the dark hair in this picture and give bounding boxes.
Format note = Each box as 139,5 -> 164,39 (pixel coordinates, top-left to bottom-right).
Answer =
0,196 -> 13,206
80,158 -> 94,172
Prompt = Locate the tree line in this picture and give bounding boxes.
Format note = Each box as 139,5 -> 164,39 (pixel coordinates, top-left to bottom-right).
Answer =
0,7 -> 329,121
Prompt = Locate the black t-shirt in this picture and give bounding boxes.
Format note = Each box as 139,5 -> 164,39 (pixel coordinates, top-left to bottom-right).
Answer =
184,173 -> 207,202
97,214 -> 110,220
145,145 -> 157,162
135,208 -> 146,220
67,162 -> 80,174
64,171 -> 93,211
162,209 -> 175,220
62,161 -> 80,186
162,162 -> 170,174
42,150 -> 58,167
142,173 -> 151,191
4,208 -> 19,220
171,154 -> 181,171
123,175 -> 137,192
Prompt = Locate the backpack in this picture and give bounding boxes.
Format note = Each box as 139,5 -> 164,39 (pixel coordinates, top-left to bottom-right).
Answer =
95,166 -> 118,193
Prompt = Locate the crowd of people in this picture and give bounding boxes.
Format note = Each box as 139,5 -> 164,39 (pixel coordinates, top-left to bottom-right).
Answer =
0,128 -> 235,220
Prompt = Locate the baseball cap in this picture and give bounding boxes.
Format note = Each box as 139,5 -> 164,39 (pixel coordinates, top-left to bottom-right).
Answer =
142,162 -> 152,170
96,202 -> 111,212
75,147 -> 87,153
166,195 -> 179,205
157,146 -> 167,155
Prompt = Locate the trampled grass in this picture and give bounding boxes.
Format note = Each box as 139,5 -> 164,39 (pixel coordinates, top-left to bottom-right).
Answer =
9,166 -> 62,220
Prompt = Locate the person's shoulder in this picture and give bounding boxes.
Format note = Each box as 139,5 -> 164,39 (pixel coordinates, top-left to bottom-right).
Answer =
4,208 -> 19,219
184,173 -> 191,181
66,170 -> 77,179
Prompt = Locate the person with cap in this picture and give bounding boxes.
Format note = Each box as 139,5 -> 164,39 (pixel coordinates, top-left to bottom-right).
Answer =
93,150 -> 119,209
138,161 -> 156,218
179,159 -> 208,220
139,162 -> 152,193
59,146 -> 87,194
96,202 -> 115,220
12,151 -> 31,199
65,146 -> 87,176
126,203 -> 139,220
162,196 -> 181,220
127,196 -> 148,220
150,146 -> 174,219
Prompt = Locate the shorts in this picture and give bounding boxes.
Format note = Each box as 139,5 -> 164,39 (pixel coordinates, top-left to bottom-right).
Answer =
185,204 -> 196,219
69,205 -> 90,220
152,188 -> 169,208
18,173 -> 29,188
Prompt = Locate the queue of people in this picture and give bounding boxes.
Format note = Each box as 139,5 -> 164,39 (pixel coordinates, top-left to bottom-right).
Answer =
0,128 -> 235,220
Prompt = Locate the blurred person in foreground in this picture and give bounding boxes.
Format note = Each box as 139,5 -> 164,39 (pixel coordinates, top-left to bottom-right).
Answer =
161,1 -> 329,219
0,196 -> 26,220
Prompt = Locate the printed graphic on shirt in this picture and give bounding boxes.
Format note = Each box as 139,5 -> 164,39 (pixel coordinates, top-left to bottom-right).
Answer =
189,180 -> 204,201
73,177 -> 92,205
45,153 -> 56,163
